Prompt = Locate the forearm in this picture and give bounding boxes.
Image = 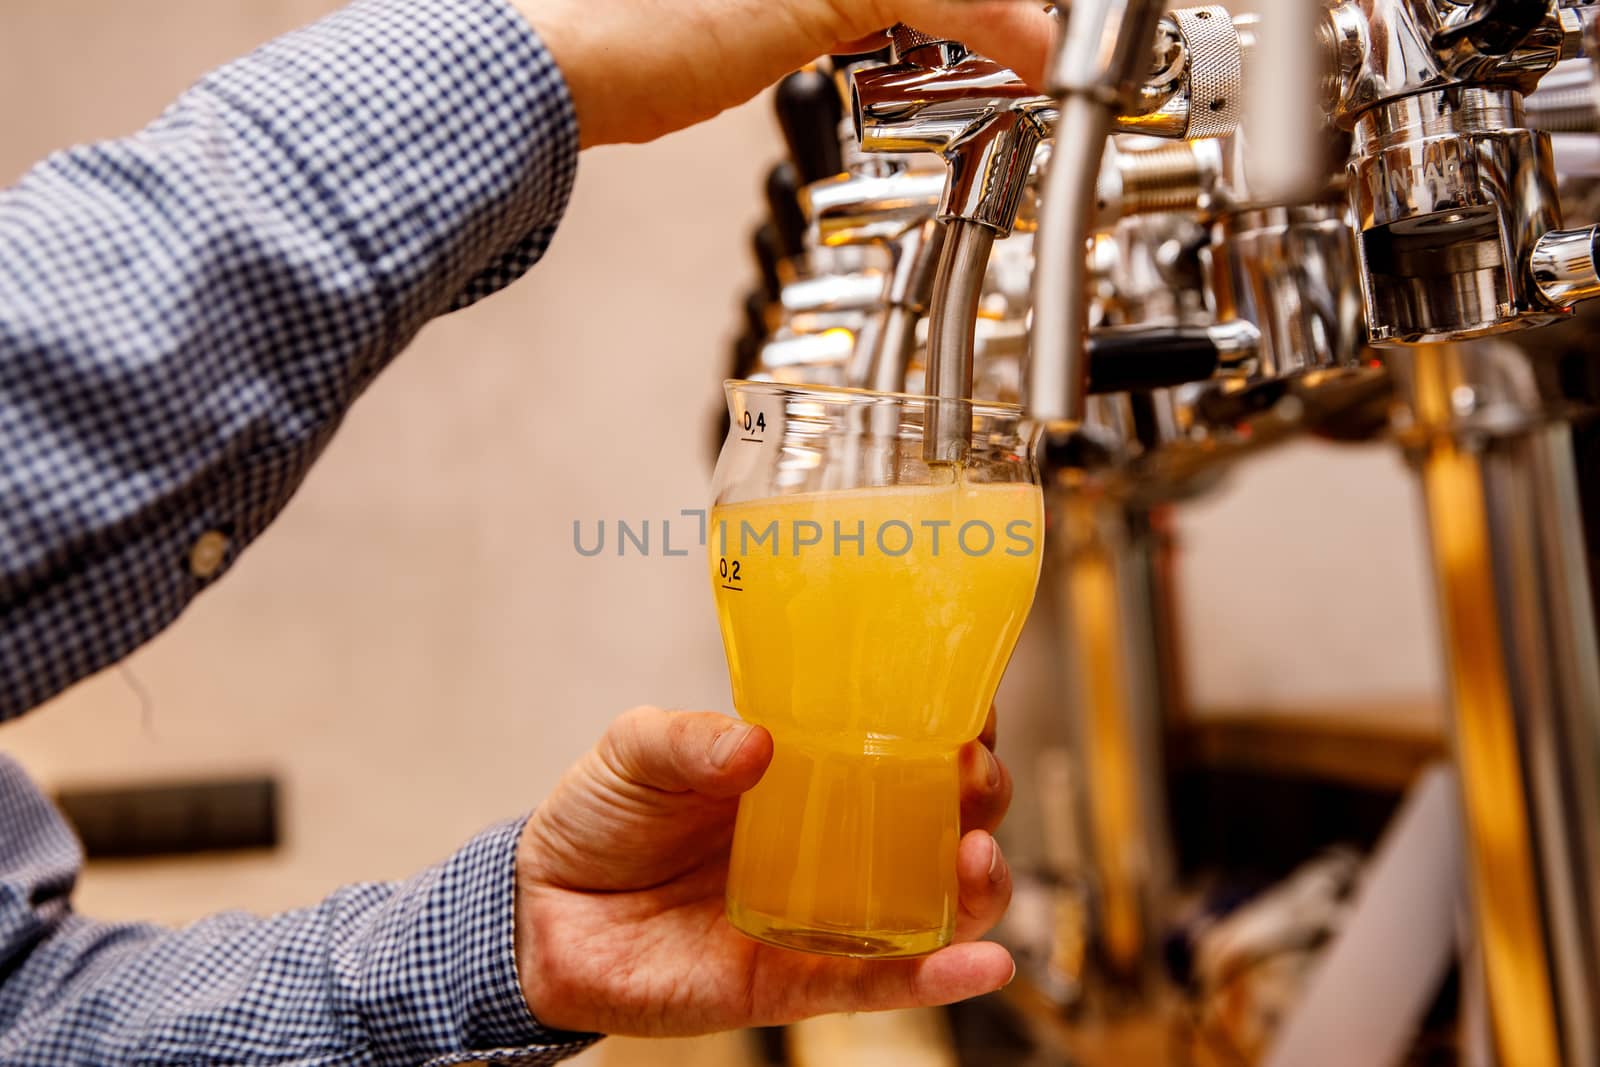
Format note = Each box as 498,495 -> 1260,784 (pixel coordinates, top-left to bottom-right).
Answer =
514,0 -> 1052,147
0,758 -> 595,1066
0,0 -> 577,720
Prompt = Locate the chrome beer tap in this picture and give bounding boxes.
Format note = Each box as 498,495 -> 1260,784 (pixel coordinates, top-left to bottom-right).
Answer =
732,71 -> 888,387
709,0 -> 1600,1047
853,25 -> 1056,462
843,23 -> 1251,414
1311,3 -> 1600,1062
763,161 -> 884,315
802,169 -> 947,392
1030,2 -> 1249,428
1327,0 -> 1593,340
750,163 -> 872,385
1052,17 -> 1251,1000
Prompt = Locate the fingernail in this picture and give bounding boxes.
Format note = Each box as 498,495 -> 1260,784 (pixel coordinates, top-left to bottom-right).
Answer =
988,839 -> 1008,885
981,745 -> 1001,789
710,724 -> 754,768
1006,960 -> 1018,987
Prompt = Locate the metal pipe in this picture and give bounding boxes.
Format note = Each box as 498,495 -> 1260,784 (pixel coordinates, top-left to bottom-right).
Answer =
1051,497 -> 1178,1001
1028,95 -> 1113,427
806,172 -> 944,248
801,173 -> 946,391
1028,0 -> 1231,429
866,308 -> 917,393
924,220 -> 995,464
849,29 -> 1050,441
867,220 -> 946,394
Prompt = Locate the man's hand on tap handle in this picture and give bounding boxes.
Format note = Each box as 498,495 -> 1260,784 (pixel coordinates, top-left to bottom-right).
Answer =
514,705 -> 1016,1034
516,0 -> 1054,146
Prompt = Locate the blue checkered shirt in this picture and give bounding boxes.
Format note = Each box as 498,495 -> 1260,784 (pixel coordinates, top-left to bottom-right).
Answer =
0,0 -> 600,1061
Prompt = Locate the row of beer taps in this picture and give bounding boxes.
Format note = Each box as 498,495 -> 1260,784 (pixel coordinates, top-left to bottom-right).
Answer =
723,0 -> 1600,1062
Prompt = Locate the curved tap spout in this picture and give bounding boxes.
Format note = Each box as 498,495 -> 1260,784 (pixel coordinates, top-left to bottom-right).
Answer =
853,55 -> 1055,236
851,28 -> 1056,462
802,171 -> 945,247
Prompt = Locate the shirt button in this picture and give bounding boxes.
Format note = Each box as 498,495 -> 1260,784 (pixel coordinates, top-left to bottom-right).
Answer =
188,531 -> 229,579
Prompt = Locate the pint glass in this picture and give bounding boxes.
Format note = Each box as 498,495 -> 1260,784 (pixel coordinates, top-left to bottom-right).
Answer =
709,382 -> 1043,957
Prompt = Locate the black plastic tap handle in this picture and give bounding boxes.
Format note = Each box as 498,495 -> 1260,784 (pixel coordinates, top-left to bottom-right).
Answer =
1085,326 -> 1221,395
752,222 -> 783,301
744,289 -> 771,341
732,332 -> 763,380
776,70 -> 845,184
765,162 -> 809,260
1432,0 -> 1547,55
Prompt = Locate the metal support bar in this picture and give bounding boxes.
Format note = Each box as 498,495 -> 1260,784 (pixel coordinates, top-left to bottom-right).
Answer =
1050,495 -> 1178,1003
1400,342 -> 1600,1067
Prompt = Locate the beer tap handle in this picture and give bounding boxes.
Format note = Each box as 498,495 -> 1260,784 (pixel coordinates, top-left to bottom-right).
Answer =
1086,321 -> 1260,395
744,289 -> 772,342
775,70 -> 845,184
765,162 -> 810,262
752,222 -> 784,301
732,333 -> 762,380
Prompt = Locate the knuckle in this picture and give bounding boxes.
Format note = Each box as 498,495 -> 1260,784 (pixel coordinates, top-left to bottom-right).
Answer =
664,711 -> 697,749
603,707 -> 660,772
619,704 -> 662,726
611,705 -> 655,742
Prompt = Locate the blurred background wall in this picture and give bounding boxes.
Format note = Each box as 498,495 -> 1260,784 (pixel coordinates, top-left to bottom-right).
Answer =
0,0 -> 1445,1042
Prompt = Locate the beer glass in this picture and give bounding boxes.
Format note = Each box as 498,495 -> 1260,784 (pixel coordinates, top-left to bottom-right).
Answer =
708,381 -> 1043,958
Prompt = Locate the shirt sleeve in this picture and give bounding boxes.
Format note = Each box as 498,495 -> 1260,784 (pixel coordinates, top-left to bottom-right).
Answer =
0,756 -> 600,1065
0,0 -> 580,721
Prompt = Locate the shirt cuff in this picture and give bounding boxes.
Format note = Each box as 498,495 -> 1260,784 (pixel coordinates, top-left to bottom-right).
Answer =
397,818 -> 602,1065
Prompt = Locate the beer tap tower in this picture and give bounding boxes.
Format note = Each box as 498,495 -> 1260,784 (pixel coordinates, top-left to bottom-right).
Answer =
1022,0 -> 1600,1061
720,0 -> 1600,1059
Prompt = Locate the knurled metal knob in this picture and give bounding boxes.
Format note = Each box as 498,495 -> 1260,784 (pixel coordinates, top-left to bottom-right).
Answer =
891,23 -> 964,65
1170,6 -> 1243,139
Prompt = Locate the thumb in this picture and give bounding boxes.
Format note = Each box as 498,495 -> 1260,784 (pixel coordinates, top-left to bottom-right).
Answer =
600,706 -> 773,799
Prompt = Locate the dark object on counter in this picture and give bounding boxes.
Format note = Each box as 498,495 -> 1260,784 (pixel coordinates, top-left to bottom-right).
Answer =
56,776 -> 280,858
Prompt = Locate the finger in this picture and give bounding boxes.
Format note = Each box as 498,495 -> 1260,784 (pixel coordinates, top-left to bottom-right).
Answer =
784,941 -> 1016,1021
954,830 -> 1013,942
601,707 -> 773,799
958,740 -> 1013,836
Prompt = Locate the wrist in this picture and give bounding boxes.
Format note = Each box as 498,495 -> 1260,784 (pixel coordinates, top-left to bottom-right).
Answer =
507,0 -> 651,147
505,0 -> 849,148
513,815 -> 587,1034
